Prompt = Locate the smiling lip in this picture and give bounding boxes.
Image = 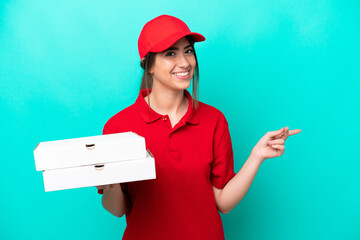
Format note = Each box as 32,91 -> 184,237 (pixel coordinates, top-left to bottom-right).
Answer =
173,71 -> 190,80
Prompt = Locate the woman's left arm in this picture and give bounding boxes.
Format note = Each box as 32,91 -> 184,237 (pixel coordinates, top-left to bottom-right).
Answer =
213,126 -> 301,214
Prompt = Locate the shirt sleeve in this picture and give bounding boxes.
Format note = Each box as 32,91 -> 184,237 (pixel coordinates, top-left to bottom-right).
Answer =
103,118 -> 116,135
211,112 -> 236,189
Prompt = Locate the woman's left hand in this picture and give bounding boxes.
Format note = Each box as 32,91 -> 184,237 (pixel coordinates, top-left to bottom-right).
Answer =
250,127 -> 301,162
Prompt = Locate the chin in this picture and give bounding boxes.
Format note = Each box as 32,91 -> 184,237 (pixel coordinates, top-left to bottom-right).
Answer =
178,81 -> 192,90
156,77 -> 192,91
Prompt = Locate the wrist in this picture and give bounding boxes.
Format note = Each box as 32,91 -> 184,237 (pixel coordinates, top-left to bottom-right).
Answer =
250,151 -> 265,165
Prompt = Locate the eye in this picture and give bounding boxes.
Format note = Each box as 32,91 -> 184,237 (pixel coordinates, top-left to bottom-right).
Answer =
165,51 -> 175,56
185,48 -> 194,54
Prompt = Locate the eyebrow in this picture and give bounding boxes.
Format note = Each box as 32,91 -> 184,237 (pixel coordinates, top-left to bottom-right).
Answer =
162,44 -> 193,53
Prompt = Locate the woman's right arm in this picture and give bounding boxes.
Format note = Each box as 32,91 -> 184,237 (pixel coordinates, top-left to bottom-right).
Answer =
97,184 -> 127,217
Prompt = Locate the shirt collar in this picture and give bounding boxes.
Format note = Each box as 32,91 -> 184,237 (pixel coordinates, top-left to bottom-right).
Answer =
135,88 -> 199,125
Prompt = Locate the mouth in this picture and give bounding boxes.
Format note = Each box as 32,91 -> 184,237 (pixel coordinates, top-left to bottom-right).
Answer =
173,71 -> 190,80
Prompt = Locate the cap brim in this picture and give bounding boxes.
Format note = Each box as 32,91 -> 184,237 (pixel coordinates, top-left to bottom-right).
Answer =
150,31 -> 205,53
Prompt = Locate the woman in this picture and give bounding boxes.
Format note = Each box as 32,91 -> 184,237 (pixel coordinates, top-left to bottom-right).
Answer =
96,14 -> 301,240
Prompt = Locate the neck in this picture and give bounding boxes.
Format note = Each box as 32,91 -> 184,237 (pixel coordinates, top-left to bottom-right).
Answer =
146,87 -> 187,116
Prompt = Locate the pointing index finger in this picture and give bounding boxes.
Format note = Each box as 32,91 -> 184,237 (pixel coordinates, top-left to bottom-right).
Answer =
289,129 -> 301,136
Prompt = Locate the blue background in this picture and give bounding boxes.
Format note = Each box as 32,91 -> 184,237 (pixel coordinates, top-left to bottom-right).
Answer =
1,0 -> 359,239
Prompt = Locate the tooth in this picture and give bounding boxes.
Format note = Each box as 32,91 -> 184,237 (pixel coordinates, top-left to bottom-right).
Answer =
177,72 -> 187,76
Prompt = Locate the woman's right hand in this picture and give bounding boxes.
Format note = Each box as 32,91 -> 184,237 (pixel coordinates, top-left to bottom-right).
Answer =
96,183 -> 127,217
96,183 -> 120,190
96,183 -> 121,194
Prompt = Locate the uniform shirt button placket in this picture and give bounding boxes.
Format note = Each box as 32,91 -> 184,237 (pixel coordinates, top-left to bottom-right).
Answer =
162,116 -> 168,127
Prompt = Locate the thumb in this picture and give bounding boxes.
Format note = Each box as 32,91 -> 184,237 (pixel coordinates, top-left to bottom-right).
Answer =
267,127 -> 284,138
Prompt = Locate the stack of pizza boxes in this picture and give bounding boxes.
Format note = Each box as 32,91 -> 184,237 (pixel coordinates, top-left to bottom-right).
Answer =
34,132 -> 156,192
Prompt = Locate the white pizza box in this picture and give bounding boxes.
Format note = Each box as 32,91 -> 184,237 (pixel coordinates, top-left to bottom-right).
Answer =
34,131 -> 147,171
41,150 -> 155,192
34,131 -> 156,192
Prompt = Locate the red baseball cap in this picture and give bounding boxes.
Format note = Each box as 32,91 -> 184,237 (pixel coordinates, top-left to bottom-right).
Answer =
138,15 -> 205,59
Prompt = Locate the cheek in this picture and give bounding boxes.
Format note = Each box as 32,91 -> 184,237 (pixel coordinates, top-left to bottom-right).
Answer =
189,57 -> 196,69
162,61 -> 175,73
153,60 -> 173,76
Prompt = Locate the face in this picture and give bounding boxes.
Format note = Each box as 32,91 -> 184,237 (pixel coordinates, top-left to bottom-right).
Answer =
149,37 -> 196,91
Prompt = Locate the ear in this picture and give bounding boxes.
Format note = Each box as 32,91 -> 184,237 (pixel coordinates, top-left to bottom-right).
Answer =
148,61 -> 154,75
141,56 -> 154,74
148,67 -> 154,74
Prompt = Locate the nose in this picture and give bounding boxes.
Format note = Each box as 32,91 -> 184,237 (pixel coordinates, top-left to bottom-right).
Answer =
177,53 -> 190,69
